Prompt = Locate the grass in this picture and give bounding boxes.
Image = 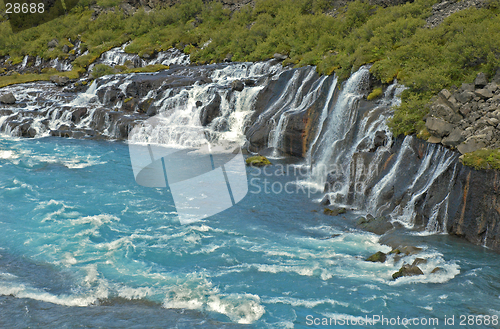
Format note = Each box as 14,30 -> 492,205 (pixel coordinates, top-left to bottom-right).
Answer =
91,63 -> 169,78
461,149 -> 500,170
0,0 -> 500,139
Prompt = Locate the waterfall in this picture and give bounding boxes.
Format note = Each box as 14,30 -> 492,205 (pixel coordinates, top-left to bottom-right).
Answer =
96,44 -> 190,69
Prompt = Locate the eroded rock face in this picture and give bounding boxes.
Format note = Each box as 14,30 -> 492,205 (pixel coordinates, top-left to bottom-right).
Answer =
425,72 -> 500,154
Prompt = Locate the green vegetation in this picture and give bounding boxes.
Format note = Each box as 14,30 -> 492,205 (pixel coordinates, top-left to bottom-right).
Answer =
245,155 -> 272,167
1,0 -> 500,137
461,149 -> 500,170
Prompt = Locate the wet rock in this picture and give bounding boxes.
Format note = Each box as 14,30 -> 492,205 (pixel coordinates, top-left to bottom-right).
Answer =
356,215 -> 394,235
474,72 -> 488,88
62,45 -> 70,53
427,136 -> 442,143
0,93 -> 16,104
195,100 -> 203,107
224,53 -> 233,62
122,97 -> 138,112
323,207 -> 347,216
412,258 -> 427,266
50,75 -> 70,86
475,88 -> 494,99
492,68 -> 500,84
372,130 -> 387,149
245,155 -> 271,167
425,117 -> 454,138
392,264 -> 424,279
231,80 -> 244,92
366,251 -> 387,263
431,267 -> 443,274
137,98 -> 153,114
200,94 -> 222,126
320,195 -> 330,206
71,108 -> 87,123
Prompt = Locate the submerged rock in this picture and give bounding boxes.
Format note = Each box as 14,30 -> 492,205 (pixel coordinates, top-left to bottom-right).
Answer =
356,215 -> 394,235
245,155 -> 271,167
366,251 -> 387,263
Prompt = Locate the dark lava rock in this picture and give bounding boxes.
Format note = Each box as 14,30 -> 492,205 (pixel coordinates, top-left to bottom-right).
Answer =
50,75 -> 70,86
356,215 -> 394,235
231,80 -> 244,92
366,251 -> 387,263
320,195 -> 330,206
323,207 -> 347,216
392,264 -> 424,279
0,93 -> 16,104
200,94 -> 222,126
389,245 -> 422,256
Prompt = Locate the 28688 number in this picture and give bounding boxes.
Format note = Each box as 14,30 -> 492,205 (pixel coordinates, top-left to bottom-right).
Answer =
5,2 -> 44,13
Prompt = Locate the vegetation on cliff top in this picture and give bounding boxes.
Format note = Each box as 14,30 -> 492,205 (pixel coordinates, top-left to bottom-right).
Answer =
0,0 -> 500,136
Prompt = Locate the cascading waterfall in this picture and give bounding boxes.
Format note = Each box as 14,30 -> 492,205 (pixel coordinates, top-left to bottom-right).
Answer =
294,66 -> 459,231
0,60 -> 462,233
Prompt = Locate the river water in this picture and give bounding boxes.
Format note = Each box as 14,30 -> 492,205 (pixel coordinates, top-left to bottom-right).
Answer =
0,135 -> 500,328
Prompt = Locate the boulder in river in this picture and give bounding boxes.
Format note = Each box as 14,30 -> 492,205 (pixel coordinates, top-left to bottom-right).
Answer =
323,207 -> 347,216
50,75 -> 70,86
0,93 -> 16,104
392,264 -> 424,279
366,251 -> 387,263
231,80 -> 244,92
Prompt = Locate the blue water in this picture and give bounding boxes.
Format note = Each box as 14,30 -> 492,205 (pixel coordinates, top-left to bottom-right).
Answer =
1,135 -> 500,328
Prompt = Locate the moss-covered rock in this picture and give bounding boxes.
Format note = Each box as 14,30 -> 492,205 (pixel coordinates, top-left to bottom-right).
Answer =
366,251 -> 387,263
245,156 -> 271,167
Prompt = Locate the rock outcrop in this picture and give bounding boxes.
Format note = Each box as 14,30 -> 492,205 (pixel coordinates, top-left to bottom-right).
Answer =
425,71 -> 500,154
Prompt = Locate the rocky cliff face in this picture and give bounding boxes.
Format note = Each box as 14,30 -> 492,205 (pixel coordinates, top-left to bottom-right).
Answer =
425,70 -> 500,154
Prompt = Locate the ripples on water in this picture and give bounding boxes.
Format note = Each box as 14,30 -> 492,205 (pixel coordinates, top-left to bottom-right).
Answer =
0,136 -> 500,328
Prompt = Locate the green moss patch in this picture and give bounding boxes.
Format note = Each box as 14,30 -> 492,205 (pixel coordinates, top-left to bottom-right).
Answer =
245,155 -> 272,167
461,148 -> 500,170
